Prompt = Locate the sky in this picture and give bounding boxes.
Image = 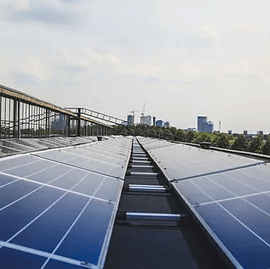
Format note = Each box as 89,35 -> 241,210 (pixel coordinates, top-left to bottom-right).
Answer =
1,0 -> 270,133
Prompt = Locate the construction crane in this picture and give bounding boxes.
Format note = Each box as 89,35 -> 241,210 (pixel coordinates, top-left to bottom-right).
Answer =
130,109 -> 139,116
141,102 -> 145,116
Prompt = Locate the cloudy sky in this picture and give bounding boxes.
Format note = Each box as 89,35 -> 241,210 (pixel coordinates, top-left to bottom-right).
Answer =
1,0 -> 270,133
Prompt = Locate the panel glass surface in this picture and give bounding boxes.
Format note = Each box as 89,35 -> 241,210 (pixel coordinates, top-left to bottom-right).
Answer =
0,179 -> 41,210
0,186 -> 64,240
138,138 -> 262,180
0,173 -> 18,187
71,173 -> 108,196
196,203 -> 270,269
4,159 -> 55,178
44,260 -> 84,269
27,164 -> 73,184
0,136 -> 131,268
172,164 -> 270,268
11,193 -> 89,252
138,137 -> 270,268
94,177 -> 122,202
0,140 -> 34,152
0,155 -> 37,171
0,248 -> 46,269
55,199 -> 114,266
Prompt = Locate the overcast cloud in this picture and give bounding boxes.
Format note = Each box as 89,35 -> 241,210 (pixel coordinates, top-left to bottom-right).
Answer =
1,0 -> 270,133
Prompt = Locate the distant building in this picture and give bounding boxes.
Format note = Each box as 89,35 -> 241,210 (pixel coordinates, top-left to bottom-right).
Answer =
153,117 -> 156,126
257,130 -> 263,135
51,114 -> 67,130
121,121 -> 128,126
184,128 -> 196,132
140,115 -> 152,125
127,115 -> 134,125
164,121 -> 170,128
197,116 -> 213,133
228,130 -> 232,135
156,120 -> 164,127
243,130 -> 248,135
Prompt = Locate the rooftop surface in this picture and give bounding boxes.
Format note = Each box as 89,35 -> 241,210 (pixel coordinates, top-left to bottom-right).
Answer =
0,136 -> 270,268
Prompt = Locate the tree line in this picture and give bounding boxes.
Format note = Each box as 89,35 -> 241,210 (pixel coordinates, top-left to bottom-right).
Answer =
112,125 -> 270,155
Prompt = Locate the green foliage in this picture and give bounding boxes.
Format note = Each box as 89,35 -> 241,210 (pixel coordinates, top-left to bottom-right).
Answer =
248,136 -> 263,153
186,131 -> 194,142
215,134 -> 230,148
262,137 -> 270,155
193,132 -> 218,144
112,125 -> 270,156
174,129 -> 185,142
231,135 -> 248,151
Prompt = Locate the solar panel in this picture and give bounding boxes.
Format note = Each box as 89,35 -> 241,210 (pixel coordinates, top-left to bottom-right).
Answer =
136,137 -> 171,150
141,141 -> 263,180
0,136 -> 132,268
138,137 -> 270,268
0,136 -> 98,159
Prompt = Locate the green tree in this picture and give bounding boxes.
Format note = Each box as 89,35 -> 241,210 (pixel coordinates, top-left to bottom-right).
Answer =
231,135 -> 248,151
174,129 -> 185,141
187,131 -> 195,142
248,136 -> 263,153
216,134 -> 230,149
262,137 -> 270,155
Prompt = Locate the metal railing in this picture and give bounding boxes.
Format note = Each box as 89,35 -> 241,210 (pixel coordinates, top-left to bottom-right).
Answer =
65,107 -> 125,126
0,84 -> 114,138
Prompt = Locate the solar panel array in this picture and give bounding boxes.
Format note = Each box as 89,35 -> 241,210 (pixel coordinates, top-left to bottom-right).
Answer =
0,136 -> 99,158
0,136 -> 132,269
138,137 -> 270,269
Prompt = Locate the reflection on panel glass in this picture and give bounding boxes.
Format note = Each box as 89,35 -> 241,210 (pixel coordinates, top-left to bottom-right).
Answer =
0,248 -> 46,269
56,199 -> 114,266
196,203 -> 270,269
11,193 -> 88,253
0,186 -> 64,241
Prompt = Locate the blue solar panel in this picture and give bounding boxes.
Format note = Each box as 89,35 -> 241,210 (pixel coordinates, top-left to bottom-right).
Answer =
34,147 -> 127,179
0,136 -> 132,268
137,137 -> 270,268
0,248 -> 46,269
196,202 -> 270,269
55,199 -> 114,266
45,260 -> 83,269
172,165 -> 270,268
138,138 -> 263,180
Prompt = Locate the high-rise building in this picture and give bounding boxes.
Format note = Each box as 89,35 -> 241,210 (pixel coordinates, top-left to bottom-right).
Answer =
197,116 -> 213,133
156,120 -> 164,127
127,115 -> 134,125
51,114 -> 67,130
140,115 -> 152,125
153,117 -> 156,126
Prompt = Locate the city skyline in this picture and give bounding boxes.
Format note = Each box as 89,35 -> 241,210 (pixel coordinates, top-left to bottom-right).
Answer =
1,1 -> 270,133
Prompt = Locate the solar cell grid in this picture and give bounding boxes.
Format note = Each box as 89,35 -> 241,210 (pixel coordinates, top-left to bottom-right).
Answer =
0,140 -> 34,152
64,147 -> 125,164
80,145 -> 128,159
0,136 -> 132,268
12,139 -> 46,150
137,137 -> 270,268
93,144 -> 129,154
0,144 -> 21,155
172,166 -> 270,268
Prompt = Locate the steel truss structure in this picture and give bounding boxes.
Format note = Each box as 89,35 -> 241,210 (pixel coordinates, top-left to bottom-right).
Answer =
0,84 -> 114,139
